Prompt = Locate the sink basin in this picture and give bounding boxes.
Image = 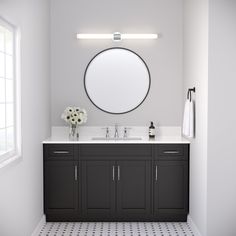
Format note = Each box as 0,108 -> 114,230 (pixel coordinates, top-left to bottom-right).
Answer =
92,137 -> 142,141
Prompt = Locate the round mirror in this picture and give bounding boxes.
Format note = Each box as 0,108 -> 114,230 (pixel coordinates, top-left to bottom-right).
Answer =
84,47 -> 151,114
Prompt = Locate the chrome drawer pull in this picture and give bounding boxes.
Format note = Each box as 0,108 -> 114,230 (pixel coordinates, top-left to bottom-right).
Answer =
163,151 -> 180,154
53,151 -> 70,154
75,165 -> 78,181
112,166 -> 115,181
118,166 -> 120,181
155,165 -> 158,181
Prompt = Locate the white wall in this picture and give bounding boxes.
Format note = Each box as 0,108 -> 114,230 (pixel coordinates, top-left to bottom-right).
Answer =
183,1 -> 208,235
207,0 -> 236,235
0,1 -> 50,236
184,1 -> 236,235
50,0 -> 184,126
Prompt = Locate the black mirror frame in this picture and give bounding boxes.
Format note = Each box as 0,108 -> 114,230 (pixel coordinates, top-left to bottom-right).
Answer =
84,47 -> 151,115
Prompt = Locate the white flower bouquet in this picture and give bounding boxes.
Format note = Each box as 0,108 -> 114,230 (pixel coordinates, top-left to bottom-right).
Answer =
61,106 -> 87,139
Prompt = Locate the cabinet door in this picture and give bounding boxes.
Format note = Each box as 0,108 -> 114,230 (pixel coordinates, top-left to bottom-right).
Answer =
154,161 -> 189,216
116,160 -> 151,219
81,161 -> 116,219
44,161 -> 78,214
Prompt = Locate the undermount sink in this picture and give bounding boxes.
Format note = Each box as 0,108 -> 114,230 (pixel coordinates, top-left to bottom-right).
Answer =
92,137 -> 142,141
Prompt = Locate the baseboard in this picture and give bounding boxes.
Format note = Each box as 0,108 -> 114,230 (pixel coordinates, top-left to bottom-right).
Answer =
187,215 -> 202,236
31,214 -> 46,236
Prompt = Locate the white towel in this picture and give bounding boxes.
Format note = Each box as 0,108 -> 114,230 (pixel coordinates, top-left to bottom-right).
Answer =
182,99 -> 194,138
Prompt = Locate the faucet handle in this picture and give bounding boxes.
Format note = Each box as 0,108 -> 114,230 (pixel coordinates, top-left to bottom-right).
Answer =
123,127 -> 131,138
102,127 -> 110,138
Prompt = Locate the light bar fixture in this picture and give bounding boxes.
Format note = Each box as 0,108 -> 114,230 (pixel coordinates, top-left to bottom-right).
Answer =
76,32 -> 158,41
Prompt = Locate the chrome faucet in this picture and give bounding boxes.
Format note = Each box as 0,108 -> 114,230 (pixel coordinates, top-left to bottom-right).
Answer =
114,124 -> 119,138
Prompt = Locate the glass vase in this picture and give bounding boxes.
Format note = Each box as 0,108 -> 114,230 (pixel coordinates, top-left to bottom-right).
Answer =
69,124 -> 79,140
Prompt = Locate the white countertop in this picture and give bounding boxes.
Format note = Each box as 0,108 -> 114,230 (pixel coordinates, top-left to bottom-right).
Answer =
43,136 -> 190,144
42,126 -> 190,144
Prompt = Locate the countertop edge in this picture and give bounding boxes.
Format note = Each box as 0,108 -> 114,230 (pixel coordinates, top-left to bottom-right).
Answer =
42,138 -> 191,144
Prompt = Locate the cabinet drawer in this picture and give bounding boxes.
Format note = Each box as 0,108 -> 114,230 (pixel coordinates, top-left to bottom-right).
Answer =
80,144 -> 152,160
156,144 -> 189,161
44,144 -> 74,160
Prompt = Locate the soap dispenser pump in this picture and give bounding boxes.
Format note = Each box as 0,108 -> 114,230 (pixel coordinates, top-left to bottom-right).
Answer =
149,121 -> 155,138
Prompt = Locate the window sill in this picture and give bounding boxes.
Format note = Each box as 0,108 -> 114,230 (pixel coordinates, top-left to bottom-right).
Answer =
0,154 -> 22,170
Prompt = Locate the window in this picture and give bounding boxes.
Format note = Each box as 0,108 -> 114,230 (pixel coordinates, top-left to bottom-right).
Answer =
0,18 -> 20,165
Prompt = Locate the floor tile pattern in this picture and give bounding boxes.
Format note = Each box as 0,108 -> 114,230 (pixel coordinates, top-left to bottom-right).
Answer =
37,222 -> 195,236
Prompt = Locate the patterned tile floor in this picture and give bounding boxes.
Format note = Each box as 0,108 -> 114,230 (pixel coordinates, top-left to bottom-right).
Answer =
37,222 -> 195,236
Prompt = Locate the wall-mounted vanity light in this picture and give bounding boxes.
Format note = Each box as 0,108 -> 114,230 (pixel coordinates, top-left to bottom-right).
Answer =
76,32 -> 158,41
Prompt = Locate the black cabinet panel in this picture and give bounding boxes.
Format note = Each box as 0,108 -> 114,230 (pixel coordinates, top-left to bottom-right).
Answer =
80,144 -> 152,159
81,161 -> 116,218
154,161 -> 189,215
156,144 -> 189,161
44,144 -> 74,161
44,161 -> 78,214
116,161 -> 151,218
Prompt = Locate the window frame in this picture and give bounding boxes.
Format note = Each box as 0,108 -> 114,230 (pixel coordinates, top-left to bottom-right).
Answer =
0,17 -> 21,167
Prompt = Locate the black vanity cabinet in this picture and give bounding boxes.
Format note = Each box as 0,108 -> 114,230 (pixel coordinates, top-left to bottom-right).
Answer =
43,143 -> 189,222
80,144 -> 152,221
43,145 -> 79,221
153,145 -> 189,221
